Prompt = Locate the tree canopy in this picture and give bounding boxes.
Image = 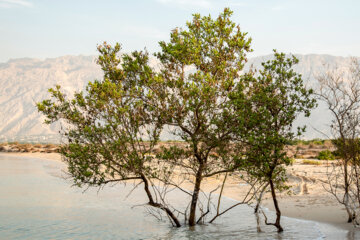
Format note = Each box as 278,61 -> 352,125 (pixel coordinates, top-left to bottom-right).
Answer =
231,51 -> 316,231
37,8 -> 315,232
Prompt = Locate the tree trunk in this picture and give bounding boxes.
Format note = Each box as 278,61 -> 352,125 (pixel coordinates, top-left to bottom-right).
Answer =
354,164 -> 360,207
343,160 -> 353,223
269,178 -> 283,232
254,183 -> 269,232
141,174 -> 181,227
189,164 -> 203,226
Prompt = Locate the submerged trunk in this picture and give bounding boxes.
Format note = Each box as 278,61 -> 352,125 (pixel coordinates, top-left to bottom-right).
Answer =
343,160 -> 354,223
188,164 -> 203,226
254,183 -> 269,232
141,174 -> 181,227
269,178 -> 283,232
354,164 -> 360,224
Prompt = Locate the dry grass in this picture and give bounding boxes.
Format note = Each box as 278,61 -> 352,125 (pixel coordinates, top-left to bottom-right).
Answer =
45,144 -> 56,148
302,159 -> 322,165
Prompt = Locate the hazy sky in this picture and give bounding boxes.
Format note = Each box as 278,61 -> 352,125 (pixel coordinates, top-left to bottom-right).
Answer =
0,0 -> 359,62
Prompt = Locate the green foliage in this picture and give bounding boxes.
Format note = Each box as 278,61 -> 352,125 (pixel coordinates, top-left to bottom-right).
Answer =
317,150 -> 335,160
289,158 -> 296,165
232,50 -> 316,186
153,8 -> 252,163
37,42 -> 161,187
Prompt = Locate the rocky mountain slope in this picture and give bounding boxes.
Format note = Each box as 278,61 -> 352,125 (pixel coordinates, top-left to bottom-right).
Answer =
0,54 -> 356,142
0,55 -> 102,142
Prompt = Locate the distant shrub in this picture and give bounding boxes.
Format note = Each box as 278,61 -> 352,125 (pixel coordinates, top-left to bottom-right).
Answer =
311,138 -> 325,145
302,160 -> 322,165
291,139 -> 326,146
289,158 -> 296,165
317,150 -> 335,160
330,149 -> 342,159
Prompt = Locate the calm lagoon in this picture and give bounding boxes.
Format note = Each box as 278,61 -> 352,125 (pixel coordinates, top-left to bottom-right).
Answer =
0,154 -> 355,239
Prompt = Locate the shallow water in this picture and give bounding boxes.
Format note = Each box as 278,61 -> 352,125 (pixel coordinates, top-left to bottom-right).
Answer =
0,154 -> 357,239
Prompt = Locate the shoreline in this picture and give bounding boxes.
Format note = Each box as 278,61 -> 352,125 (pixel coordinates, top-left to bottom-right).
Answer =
1,152 -> 359,235
262,195 -> 357,234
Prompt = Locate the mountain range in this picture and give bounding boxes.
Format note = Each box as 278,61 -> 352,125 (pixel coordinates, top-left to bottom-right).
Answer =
0,54 -> 356,142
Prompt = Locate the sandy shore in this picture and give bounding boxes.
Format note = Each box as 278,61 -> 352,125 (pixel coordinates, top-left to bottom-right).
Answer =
1,152 -> 62,161
1,152 -> 359,234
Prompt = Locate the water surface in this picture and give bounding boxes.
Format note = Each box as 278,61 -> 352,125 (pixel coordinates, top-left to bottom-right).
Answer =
0,154 -> 356,239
